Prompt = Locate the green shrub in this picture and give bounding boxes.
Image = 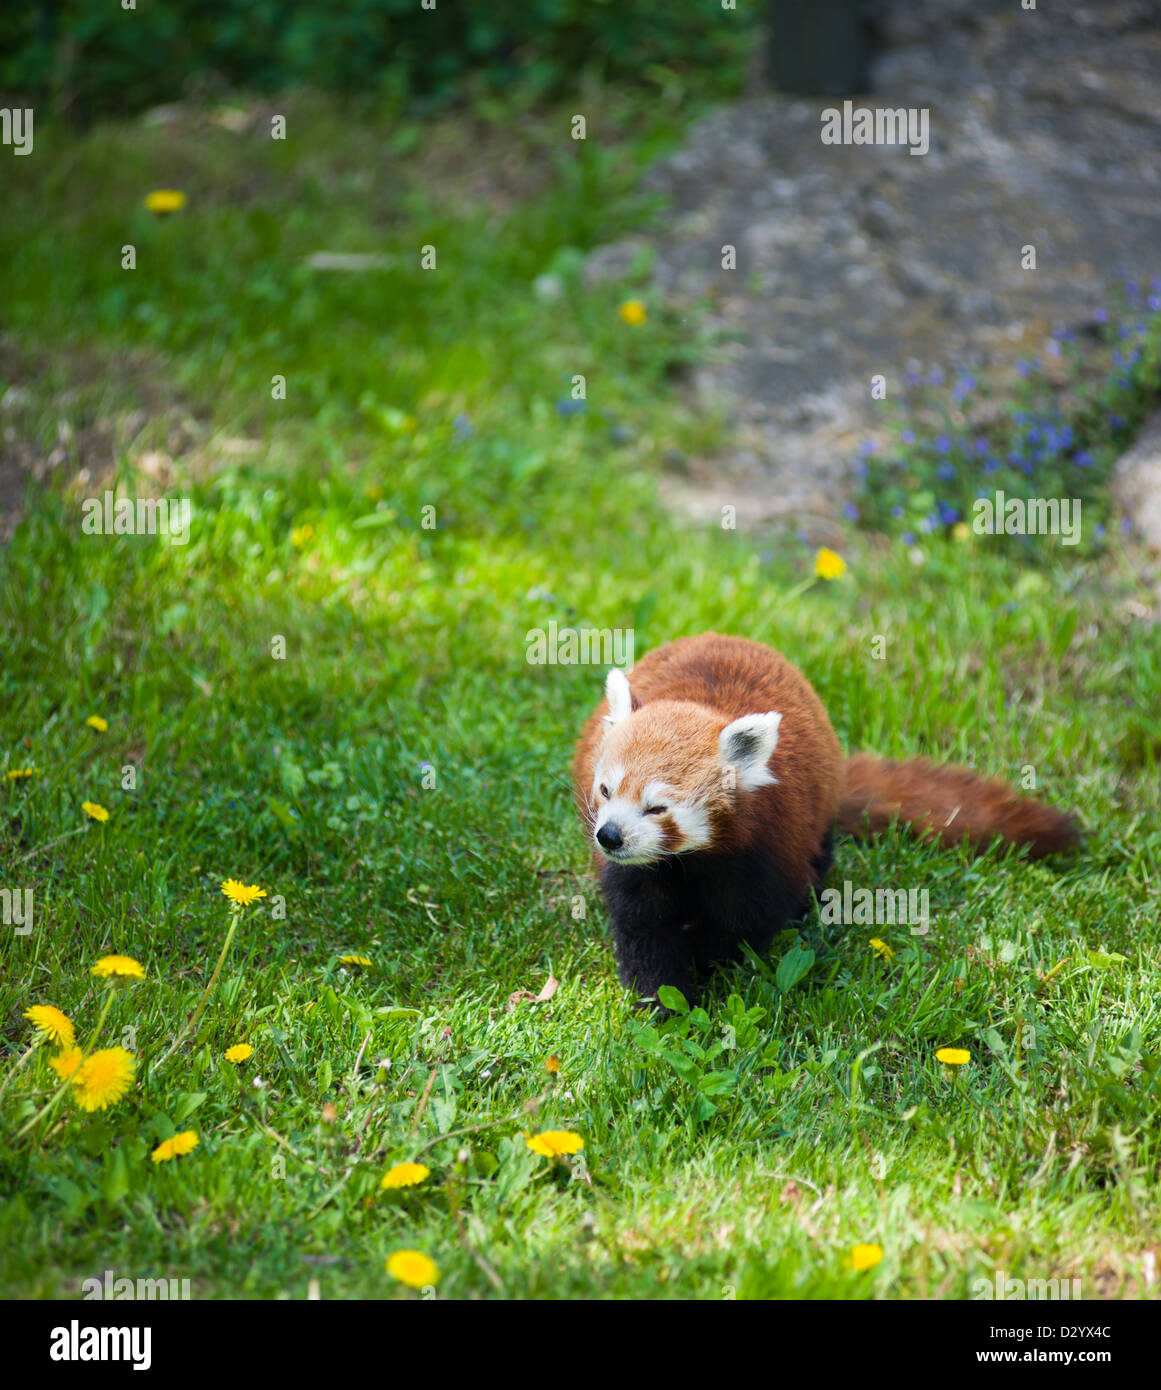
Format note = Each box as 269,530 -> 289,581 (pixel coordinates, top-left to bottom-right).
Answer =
2,0 -> 758,121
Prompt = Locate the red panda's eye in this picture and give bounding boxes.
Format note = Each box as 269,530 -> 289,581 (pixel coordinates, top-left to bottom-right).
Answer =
644,805 -> 667,816
599,784 -> 610,799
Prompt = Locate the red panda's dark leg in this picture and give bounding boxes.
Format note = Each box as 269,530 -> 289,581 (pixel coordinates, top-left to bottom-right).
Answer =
599,846 -> 815,1005
600,863 -> 699,1006
808,827 -> 835,893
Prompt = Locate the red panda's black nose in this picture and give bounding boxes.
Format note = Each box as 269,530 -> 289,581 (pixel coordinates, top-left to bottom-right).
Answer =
596,823 -> 624,852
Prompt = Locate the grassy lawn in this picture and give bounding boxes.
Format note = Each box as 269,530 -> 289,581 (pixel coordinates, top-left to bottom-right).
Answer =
1,92 -> 1160,1302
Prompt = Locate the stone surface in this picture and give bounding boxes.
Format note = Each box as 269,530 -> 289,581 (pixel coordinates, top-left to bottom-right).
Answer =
591,1 -> 1161,525
1113,410 -> 1161,551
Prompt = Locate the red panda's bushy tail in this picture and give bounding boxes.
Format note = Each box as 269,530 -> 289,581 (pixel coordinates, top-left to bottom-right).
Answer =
838,753 -> 1080,860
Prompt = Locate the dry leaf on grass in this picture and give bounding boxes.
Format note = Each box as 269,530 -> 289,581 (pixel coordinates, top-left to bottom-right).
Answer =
506,974 -> 559,1010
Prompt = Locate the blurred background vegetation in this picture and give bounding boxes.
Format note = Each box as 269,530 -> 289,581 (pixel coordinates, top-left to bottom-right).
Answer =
3,0 -> 759,122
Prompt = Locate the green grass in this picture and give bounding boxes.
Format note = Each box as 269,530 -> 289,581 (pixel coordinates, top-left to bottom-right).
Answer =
1,91 -> 1160,1302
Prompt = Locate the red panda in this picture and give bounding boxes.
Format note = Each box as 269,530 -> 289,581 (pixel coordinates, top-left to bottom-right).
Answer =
572,633 -> 1078,1005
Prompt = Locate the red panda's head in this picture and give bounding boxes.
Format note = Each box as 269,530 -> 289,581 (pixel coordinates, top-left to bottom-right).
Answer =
585,667 -> 782,866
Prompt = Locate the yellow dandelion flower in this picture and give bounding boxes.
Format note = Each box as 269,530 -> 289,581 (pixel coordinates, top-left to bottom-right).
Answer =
224,1044 -> 254,1063
545,1055 -> 561,1074
868,938 -> 894,961
49,1046 -> 84,1081
936,1047 -> 971,1066
339,954 -> 373,968
23,1005 -> 76,1047
525,1130 -> 584,1158
814,547 -> 846,581
380,1162 -> 431,1190
386,1250 -> 439,1289
145,189 -> 186,214
850,1242 -> 884,1271
220,878 -> 267,906
151,1130 -> 200,1163
85,715 -> 108,732
71,1048 -> 136,1112
952,521 -> 970,542
82,801 -> 109,822
6,767 -> 36,780
91,954 -> 146,981
618,299 -> 647,326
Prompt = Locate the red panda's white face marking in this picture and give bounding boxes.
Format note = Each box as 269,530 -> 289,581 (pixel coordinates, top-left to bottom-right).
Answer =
587,670 -> 782,865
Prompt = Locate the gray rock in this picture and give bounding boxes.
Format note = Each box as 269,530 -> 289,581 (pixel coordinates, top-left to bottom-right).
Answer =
594,3 -> 1161,521
1113,411 -> 1161,551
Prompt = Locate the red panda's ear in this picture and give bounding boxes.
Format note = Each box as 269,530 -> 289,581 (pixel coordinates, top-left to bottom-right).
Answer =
719,712 -> 782,790
603,667 -> 638,726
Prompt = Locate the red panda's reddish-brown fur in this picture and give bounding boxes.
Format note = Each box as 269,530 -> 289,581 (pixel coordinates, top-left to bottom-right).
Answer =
572,633 -> 1078,1004
839,752 -> 1079,858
